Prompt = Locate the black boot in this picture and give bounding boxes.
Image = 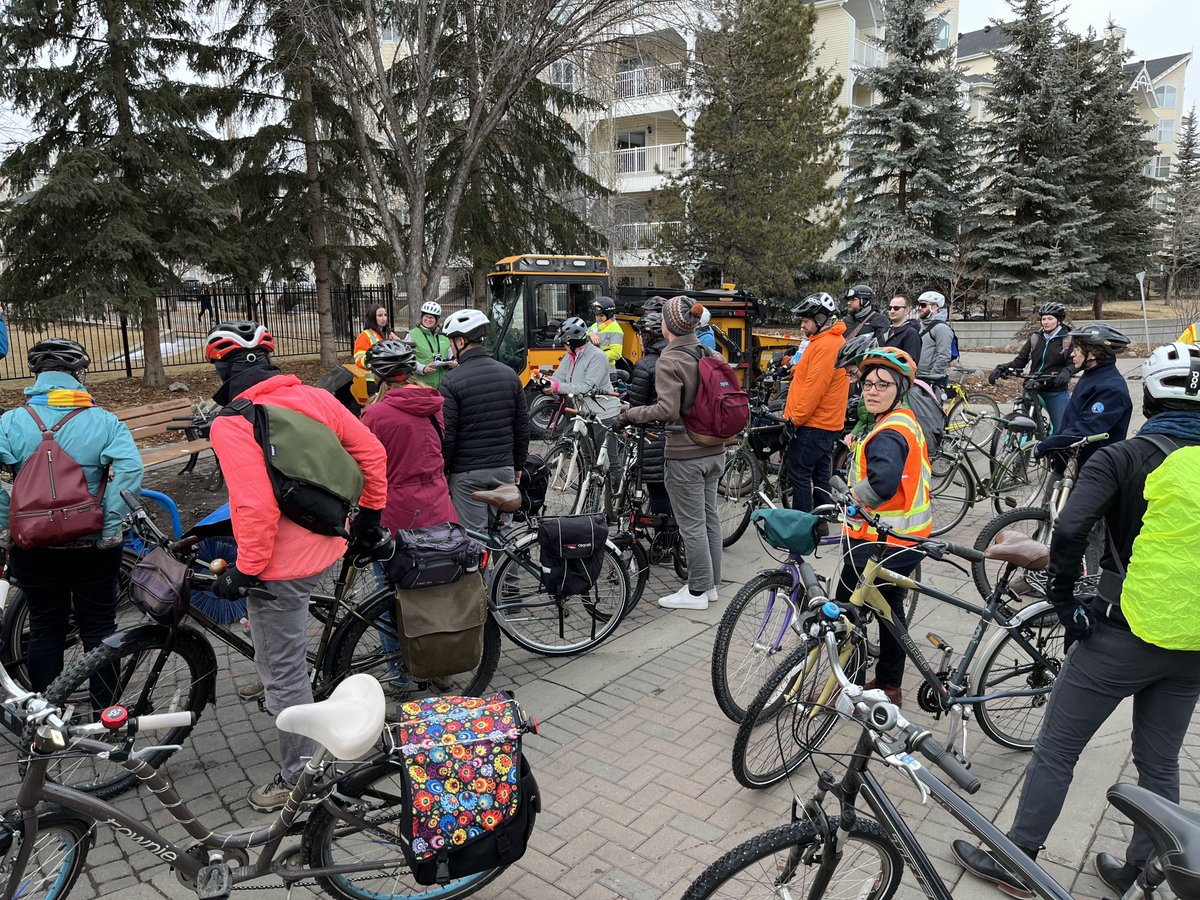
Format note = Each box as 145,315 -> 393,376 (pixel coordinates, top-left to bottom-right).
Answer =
952,839 -> 1038,898
1094,852 -> 1141,897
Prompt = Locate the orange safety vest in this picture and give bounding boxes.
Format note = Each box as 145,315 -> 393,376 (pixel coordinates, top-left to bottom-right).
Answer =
845,407 -> 932,547
354,328 -> 384,381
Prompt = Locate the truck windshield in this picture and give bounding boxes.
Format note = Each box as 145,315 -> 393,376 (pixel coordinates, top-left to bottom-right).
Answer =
486,275 -> 527,374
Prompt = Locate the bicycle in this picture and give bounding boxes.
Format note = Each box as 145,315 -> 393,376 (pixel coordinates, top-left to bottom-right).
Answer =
688,617 -> 1198,899
0,658 -> 539,900
716,399 -> 792,547
940,366 -> 1002,459
730,501 -> 1064,790
538,388 -> 616,518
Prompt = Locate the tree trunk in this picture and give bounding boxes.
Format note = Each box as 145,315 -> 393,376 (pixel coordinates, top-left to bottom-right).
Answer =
139,295 -> 168,387
1092,288 -> 1105,320
1003,296 -> 1021,319
473,264 -> 487,309
300,70 -> 337,368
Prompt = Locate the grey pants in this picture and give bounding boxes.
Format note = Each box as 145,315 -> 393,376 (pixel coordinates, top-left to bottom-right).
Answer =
664,454 -> 722,593
1009,619 -> 1200,866
449,466 -> 516,534
249,569 -> 327,784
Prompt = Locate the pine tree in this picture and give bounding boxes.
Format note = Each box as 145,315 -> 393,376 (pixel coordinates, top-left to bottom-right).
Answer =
653,0 -> 844,298
1160,107 -> 1200,299
969,0 -> 1098,317
0,1 -> 235,386
839,0 -> 972,297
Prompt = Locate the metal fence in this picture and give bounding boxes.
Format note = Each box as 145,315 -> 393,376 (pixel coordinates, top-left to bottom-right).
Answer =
0,283 -> 472,382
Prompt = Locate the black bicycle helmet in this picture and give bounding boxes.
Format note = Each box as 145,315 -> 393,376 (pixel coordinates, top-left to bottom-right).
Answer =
636,313 -> 663,337
1037,302 -> 1067,321
555,316 -> 590,345
792,292 -> 838,327
591,296 -> 617,317
835,333 -> 879,370
28,338 -> 90,374
642,295 -> 668,312
1069,324 -> 1131,356
364,339 -> 418,381
845,284 -> 875,304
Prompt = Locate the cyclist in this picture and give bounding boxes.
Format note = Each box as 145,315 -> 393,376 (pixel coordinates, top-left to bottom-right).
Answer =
625,311 -> 670,516
361,339 -> 456,532
988,301 -> 1073,432
915,290 -> 953,392
0,339 -> 143,708
618,297 -> 723,610
836,332 -> 880,446
439,309 -> 529,532
783,293 -> 849,512
407,300 -> 456,389
353,304 -> 398,398
836,347 -> 931,707
1033,324 -> 1132,472
696,307 -> 717,351
953,341 -> 1200,898
588,296 -> 625,368
205,320 -> 389,812
539,316 -> 620,421
843,283 -> 889,341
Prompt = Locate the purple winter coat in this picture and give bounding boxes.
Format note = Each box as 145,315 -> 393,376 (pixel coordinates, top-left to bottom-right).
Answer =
361,384 -> 458,532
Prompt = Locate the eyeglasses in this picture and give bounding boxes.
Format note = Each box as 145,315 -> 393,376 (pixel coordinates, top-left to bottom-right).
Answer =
861,379 -> 897,393
888,306 -> 907,311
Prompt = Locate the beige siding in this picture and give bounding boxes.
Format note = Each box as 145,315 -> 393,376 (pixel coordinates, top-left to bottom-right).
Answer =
813,6 -> 854,107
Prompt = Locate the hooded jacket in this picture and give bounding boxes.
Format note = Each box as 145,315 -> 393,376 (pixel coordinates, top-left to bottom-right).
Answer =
622,333 -> 723,460
0,371 -> 143,541
362,385 -> 457,532
784,321 -> 850,432
407,324 -> 453,390
917,310 -> 953,380
209,373 -> 388,581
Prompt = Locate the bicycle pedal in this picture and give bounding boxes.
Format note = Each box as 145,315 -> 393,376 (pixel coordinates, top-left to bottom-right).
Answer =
195,861 -> 233,899
925,632 -> 951,651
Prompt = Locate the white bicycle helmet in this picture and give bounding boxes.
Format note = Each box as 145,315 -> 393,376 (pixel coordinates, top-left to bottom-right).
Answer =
1143,342 -> 1200,404
442,308 -> 490,342
917,290 -> 946,309
420,300 -> 442,318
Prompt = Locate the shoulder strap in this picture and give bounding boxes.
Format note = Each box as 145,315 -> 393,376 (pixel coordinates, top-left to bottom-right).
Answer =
428,415 -> 443,445
219,398 -> 256,424
1137,433 -> 1182,459
24,405 -> 90,435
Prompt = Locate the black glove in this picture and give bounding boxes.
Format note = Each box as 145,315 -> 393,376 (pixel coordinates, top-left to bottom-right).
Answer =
1053,368 -> 1073,389
348,508 -> 389,556
214,567 -> 258,600
1054,602 -> 1093,651
988,366 -> 1004,385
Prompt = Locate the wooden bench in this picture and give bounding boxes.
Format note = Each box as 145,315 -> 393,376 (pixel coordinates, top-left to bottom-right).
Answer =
116,399 -> 214,473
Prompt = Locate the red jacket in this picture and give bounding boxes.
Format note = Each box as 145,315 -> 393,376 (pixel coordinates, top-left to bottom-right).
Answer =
361,385 -> 458,532
210,374 -> 388,581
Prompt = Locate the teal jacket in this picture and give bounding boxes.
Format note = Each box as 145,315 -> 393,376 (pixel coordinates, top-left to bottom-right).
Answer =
0,372 -> 144,540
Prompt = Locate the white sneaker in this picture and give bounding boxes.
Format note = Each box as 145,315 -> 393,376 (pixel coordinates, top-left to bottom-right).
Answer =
706,586 -> 719,604
658,586 -> 709,610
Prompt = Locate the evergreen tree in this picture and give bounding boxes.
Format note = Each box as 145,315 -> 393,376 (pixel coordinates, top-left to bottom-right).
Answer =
839,0 -> 972,296
0,0 -> 235,386
1160,106 -> 1200,299
969,0 -> 1097,316
653,0 -> 844,298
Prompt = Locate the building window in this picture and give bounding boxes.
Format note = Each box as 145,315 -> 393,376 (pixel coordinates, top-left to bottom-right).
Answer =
933,19 -> 951,50
1144,154 -> 1172,180
615,129 -> 647,173
549,60 -> 576,91
1150,192 -> 1169,212
1155,85 -> 1177,109
1157,117 -> 1176,143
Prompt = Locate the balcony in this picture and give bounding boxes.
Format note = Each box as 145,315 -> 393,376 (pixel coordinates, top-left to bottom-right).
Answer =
616,63 -> 682,99
613,141 -> 687,175
615,221 -> 679,250
852,38 -> 886,69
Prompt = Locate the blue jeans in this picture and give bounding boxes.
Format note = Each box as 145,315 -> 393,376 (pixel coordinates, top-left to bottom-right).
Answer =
787,426 -> 839,512
1038,390 -> 1069,433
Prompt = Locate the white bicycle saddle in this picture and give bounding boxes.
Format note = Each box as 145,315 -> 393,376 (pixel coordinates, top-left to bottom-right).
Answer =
276,673 -> 385,760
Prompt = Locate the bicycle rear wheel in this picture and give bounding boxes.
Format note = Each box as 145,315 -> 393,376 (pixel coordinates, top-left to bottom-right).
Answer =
946,392 -> 1001,450
975,602 -> 1064,751
929,460 -> 974,537
718,447 -> 760,547
990,441 -> 1050,514
490,533 -> 628,655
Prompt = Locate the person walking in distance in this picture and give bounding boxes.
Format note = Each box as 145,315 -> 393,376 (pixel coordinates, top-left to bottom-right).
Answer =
353,304 -> 398,399
407,301 -> 456,389
953,341 -> 1200,898
205,321 -> 388,812
618,298 -> 725,611
880,293 -> 923,363
915,290 -> 953,393
783,293 -> 849,512
438,309 -> 529,532
843,284 -> 888,341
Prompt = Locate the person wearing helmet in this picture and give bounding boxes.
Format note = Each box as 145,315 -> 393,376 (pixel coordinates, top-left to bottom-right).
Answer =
587,296 -> 624,368
915,290 -> 953,391
835,348 -> 931,706
783,293 -> 849,512
408,300 -> 456,390
880,293 -> 923,363
0,339 -> 143,709
353,304 -> 399,396
835,332 -> 879,444
204,320 -> 388,811
952,341 -> 1200,898
540,316 -> 619,420
439,309 -> 529,531
1033,324 -> 1132,471
989,302 -> 1073,432
843,284 -> 888,341
624,313 -> 671,516
695,307 -> 717,351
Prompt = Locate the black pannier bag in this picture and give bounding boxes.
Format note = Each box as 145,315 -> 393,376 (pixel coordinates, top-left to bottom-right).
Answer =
536,515 -> 608,598
385,522 -> 483,590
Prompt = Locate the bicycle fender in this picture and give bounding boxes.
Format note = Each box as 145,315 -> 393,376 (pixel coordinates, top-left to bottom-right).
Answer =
100,624 -> 219,705
186,503 -> 233,539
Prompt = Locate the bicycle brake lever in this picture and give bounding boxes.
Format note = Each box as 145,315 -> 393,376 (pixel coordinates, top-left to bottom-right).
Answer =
881,749 -> 930,804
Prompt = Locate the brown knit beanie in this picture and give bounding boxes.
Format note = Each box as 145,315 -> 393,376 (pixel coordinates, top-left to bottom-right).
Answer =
664,296 -> 704,336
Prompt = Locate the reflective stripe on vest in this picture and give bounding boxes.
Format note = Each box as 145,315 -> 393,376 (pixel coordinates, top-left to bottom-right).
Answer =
846,407 -> 932,546
354,329 -> 383,381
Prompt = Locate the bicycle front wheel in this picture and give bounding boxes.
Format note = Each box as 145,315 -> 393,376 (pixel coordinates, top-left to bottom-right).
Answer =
301,761 -> 510,900
3,809 -> 93,900
327,589 -> 500,698
946,392 -> 1001,449
990,441 -> 1050,514
541,438 -> 590,518
711,571 -> 799,724
974,602 -> 1064,751
718,448 -> 760,547
490,533 -> 628,655
682,817 -> 902,900
732,632 -> 867,790
34,625 -> 215,799
929,460 -> 974,537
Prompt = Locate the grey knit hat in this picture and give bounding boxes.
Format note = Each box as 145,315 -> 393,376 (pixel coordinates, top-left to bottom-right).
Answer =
664,296 -> 703,336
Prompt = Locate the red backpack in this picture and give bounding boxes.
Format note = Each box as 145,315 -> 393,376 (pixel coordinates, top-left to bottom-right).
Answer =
682,346 -> 750,446
9,407 -> 108,549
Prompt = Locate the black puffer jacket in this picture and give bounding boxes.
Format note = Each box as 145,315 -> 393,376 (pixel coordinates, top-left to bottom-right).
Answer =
626,338 -> 667,483
439,346 -> 529,475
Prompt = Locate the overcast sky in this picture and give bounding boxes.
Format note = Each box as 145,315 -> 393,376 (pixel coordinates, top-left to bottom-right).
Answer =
959,0 -> 1199,118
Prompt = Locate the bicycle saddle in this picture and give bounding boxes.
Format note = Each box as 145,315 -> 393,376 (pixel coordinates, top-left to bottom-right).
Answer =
472,483 -> 522,512
1108,783 -> 1200,897
277,673 -> 385,760
984,530 -> 1050,570
1006,415 -> 1039,434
